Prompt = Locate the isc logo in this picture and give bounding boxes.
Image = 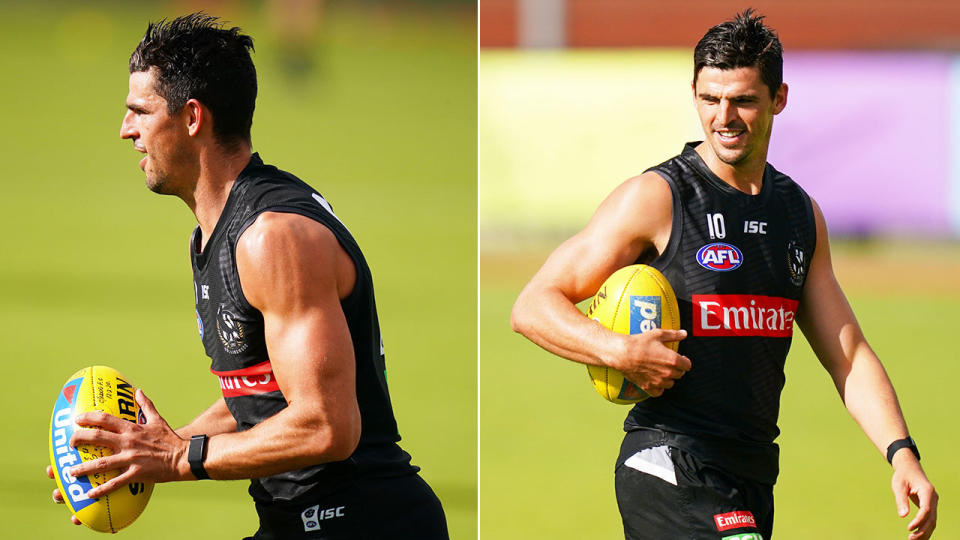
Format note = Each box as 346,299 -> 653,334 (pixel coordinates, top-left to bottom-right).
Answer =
301,504 -> 346,532
629,296 -> 662,334
697,243 -> 743,271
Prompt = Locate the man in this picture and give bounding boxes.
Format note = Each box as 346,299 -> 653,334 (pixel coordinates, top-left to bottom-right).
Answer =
46,13 -> 448,539
511,10 -> 937,540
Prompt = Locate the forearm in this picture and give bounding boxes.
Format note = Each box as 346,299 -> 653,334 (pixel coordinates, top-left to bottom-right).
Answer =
201,401 -> 359,480
835,344 -> 909,457
175,398 -> 237,439
512,284 -> 623,368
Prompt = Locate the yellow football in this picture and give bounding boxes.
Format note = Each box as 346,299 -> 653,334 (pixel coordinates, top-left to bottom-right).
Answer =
585,264 -> 681,404
48,365 -> 154,532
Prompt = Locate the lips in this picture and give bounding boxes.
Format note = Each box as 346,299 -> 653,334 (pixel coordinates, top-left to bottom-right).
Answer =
715,128 -> 745,145
133,140 -> 147,170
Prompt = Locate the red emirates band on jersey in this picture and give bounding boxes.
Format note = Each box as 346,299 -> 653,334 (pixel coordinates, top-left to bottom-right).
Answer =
693,294 -> 799,337
714,510 -> 757,531
211,360 -> 280,397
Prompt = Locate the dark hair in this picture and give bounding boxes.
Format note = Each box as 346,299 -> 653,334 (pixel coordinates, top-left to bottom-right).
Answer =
129,13 -> 257,145
693,8 -> 782,98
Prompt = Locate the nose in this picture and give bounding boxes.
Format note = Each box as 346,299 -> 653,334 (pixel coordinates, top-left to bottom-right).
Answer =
717,99 -> 737,126
120,109 -> 137,140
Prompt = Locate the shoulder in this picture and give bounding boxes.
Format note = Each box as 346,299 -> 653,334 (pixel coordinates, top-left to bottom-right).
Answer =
766,162 -> 810,197
237,212 -> 339,260
590,170 -> 673,232
235,212 -> 355,309
621,170 -> 673,201
574,170 -> 674,260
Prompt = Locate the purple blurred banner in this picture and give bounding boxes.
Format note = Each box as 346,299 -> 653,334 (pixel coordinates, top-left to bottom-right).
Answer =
769,52 -> 953,236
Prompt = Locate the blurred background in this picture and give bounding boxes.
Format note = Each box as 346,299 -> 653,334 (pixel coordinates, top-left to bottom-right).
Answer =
1,0 -> 476,538
480,1 -> 959,539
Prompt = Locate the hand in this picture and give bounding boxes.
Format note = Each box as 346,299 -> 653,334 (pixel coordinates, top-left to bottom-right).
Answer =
891,453 -> 938,540
610,328 -> 690,397
45,465 -> 82,526
67,389 -> 190,499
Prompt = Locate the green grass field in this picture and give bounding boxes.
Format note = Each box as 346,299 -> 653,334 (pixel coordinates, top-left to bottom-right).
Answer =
479,241 -> 959,539
1,2 -> 476,538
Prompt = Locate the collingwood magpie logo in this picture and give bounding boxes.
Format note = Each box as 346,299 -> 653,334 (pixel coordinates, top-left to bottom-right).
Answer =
216,304 -> 248,354
787,240 -> 806,286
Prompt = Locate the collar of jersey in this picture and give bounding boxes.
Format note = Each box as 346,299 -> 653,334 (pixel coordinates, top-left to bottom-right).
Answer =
681,142 -> 772,202
192,153 -> 263,271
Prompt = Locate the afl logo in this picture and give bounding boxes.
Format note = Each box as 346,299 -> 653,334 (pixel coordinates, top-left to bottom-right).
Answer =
697,243 -> 743,271
216,304 -> 248,354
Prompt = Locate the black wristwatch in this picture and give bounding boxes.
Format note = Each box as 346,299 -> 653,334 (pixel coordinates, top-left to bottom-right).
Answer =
188,434 -> 211,480
886,436 -> 920,464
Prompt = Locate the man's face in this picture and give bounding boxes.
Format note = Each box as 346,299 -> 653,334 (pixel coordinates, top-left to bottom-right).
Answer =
693,66 -> 787,168
120,69 -> 193,195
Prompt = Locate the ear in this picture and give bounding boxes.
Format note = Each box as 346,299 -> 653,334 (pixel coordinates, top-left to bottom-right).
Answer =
184,98 -> 204,137
772,83 -> 788,115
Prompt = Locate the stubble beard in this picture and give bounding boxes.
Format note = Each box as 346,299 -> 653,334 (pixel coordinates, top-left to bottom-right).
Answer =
144,165 -> 175,195
143,143 -> 193,197
711,141 -> 748,167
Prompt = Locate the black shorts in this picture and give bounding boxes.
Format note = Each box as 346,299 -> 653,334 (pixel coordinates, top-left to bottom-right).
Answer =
243,472 -> 448,540
615,430 -> 773,540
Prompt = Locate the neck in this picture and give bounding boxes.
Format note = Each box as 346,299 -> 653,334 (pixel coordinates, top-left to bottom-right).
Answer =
695,142 -> 769,195
180,142 -> 252,250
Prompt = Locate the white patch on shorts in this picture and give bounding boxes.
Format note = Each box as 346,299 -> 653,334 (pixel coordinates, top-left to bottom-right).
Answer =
623,445 -> 677,486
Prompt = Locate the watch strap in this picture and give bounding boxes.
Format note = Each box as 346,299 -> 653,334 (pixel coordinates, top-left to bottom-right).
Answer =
188,434 -> 211,480
886,436 -> 920,464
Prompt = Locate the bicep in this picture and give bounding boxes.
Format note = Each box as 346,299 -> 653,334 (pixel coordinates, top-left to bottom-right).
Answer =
236,213 -> 358,409
525,172 -> 673,303
796,199 -> 868,383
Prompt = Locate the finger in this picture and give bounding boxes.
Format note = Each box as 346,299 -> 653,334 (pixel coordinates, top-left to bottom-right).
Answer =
908,505 -> 930,533
86,468 -> 136,499
907,488 -> 936,532
656,328 -> 688,343
135,389 -> 160,424
72,515 -> 82,526
74,411 -> 131,432
893,480 -> 910,517
68,455 -> 123,479
46,465 -> 54,479
670,354 -> 692,372
70,427 -> 121,450
909,522 -> 934,540
641,384 -> 664,398
52,487 -> 64,504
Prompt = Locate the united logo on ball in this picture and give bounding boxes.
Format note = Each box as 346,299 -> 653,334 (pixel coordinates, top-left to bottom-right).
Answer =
48,365 -> 154,532
585,265 -> 681,404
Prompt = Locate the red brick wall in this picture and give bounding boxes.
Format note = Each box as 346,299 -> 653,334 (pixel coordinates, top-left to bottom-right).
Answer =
480,0 -> 519,47
481,0 -> 960,49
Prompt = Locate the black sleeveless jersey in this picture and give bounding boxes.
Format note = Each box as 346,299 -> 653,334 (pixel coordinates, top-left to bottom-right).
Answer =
190,153 -> 415,503
624,143 -> 816,484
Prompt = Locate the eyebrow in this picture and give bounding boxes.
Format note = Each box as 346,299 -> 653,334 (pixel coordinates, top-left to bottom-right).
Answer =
697,91 -> 759,102
126,102 -> 148,113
